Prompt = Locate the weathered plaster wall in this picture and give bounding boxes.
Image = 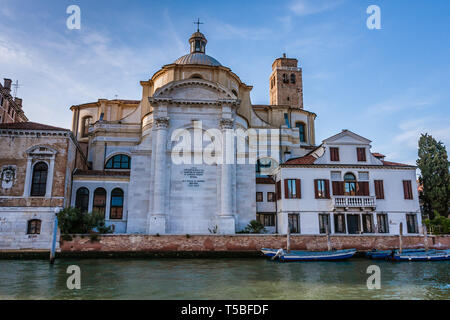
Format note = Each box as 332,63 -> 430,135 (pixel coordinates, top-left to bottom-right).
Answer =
59,234 -> 450,252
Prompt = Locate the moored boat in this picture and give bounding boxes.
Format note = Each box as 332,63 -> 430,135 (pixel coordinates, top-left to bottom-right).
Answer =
366,250 -> 393,260
392,249 -> 450,261
261,248 -> 357,262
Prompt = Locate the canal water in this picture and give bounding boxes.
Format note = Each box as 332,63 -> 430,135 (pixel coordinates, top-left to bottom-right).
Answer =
0,258 -> 448,300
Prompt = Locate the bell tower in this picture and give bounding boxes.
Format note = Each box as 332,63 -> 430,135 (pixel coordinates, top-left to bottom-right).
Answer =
269,53 -> 303,109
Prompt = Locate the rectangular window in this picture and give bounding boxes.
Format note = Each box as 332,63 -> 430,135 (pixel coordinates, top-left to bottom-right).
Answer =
256,192 -> 263,202
332,181 -> 345,196
267,192 -> 275,202
357,148 -> 366,162
334,214 -> 346,234
284,179 -> 301,199
377,213 -> 389,233
296,122 -> 306,142
403,180 -> 413,199
358,172 -> 369,181
288,214 -> 300,233
257,213 -> 275,227
330,171 -> 341,181
406,214 -> 418,233
347,214 -> 361,234
362,214 -> 374,233
374,180 -> 384,199
284,113 -> 290,128
330,147 -> 340,161
318,214 -> 331,234
314,179 -> 330,199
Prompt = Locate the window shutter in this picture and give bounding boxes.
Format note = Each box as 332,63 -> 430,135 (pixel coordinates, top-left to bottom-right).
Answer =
284,179 -> 289,199
375,180 -> 384,199
324,180 -> 330,198
357,148 -> 366,161
330,148 -> 339,161
403,180 -> 412,199
295,179 -> 301,198
314,179 -> 319,199
332,181 -> 340,196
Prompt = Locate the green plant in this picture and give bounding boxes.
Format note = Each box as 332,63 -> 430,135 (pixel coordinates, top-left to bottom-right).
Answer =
238,220 -> 266,234
57,207 -> 113,234
417,133 -> 449,220
423,212 -> 450,235
89,234 -> 99,242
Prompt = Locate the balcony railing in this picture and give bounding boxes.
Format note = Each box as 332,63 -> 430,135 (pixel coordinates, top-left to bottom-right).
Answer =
333,196 -> 376,208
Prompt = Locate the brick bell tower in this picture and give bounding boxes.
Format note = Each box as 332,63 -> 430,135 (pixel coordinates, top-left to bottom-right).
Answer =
269,53 -> 303,109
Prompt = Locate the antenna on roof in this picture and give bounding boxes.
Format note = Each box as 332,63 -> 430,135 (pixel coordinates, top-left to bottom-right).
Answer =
12,80 -> 22,98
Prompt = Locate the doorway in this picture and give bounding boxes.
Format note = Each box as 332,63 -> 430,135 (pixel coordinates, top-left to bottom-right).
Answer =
347,214 -> 360,234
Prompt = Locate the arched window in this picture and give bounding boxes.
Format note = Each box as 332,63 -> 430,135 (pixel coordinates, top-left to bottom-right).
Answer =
231,89 -> 238,97
295,122 -> 306,142
290,73 -> 296,84
105,154 -> 131,169
190,74 -> 203,79
282,74 -> 288,83
93,188 -> 107,217
75,187 -> 90,213
27,219 -> 41,234
110,188 -> 124,220
30,162 -> 48,197
344,173 -> 357,196
81,116 -> 92,137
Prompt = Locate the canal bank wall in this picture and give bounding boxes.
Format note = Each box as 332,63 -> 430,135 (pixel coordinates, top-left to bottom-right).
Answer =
1,234 -> 448,259
57,234 -> 450,255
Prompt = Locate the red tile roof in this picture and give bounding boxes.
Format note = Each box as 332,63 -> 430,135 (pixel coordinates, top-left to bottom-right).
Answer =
372,152 -> 386,158
381,160 -> 415,167
0,121 -> 69,131
284,155 -> 316,165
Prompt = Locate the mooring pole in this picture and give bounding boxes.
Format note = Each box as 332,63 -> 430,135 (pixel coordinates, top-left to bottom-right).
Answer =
423,224 -> 429,252
399,222 -> 403,254
286,225 -> 291,253
326,221 -> 332,251
50,211 -> 59,264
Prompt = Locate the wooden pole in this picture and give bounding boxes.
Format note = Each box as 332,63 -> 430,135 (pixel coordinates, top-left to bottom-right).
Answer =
50,211 -> 59,264
326,220 -> 332,251
423,225 -> 429,252
399,222 -> 403,254
286,225 -> 291,253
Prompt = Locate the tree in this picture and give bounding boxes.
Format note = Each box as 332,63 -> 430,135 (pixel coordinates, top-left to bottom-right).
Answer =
57,207 -> 113,234
417,133 -> 450,220
237,220 -> 266,234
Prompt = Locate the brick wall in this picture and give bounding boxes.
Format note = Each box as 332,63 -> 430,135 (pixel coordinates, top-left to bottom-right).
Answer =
60,234 -> 450,253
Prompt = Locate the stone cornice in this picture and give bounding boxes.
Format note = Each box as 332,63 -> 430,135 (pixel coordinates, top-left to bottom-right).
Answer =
280,163 -> 416,170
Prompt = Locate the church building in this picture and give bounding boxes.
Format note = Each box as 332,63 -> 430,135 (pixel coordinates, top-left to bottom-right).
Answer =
0,28 -> 421,249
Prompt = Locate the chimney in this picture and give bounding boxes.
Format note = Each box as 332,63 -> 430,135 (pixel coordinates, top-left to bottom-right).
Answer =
3,79 -> 12,93
14,97 -> 23,108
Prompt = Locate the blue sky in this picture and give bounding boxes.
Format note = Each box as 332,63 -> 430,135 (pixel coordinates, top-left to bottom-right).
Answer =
1,0 -> 449,165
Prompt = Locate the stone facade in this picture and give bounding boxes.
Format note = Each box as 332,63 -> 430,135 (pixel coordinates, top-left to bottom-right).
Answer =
0,78 -> 28,124
0,122 -> 87,249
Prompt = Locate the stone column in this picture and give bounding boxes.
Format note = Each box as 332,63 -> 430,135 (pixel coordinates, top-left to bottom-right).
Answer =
45,157 -> 55,198
149,116 -> 170,234
218,118 -> 236,234
23,158 -> 33,197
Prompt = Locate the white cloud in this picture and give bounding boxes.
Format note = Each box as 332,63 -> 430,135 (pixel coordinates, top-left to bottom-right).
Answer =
289,0 -> 345,16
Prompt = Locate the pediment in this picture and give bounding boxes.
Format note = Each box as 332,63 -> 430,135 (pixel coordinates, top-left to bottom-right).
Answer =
154,79 -> 235,102
323,130 -> 371,145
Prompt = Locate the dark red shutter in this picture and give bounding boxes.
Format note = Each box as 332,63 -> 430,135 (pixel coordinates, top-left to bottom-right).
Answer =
357,148 -> 366,161
314,179 -> 319,199
330,148 -> 339,161
403,180 -> 412,199
325,180 -> 330,198
284,179 -> 289,199
375,180 -> 384,199
332,181 -> 340,195
295,179 -> 301,198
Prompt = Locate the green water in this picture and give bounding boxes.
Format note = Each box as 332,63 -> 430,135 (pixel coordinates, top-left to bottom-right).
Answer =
0,258 -> 448,300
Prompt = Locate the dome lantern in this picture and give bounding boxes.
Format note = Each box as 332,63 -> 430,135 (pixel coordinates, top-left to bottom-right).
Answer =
189,31 -> 207,54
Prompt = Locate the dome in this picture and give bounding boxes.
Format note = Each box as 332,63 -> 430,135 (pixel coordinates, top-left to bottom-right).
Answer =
174,53 -> 222,66
173,29 -> 222,67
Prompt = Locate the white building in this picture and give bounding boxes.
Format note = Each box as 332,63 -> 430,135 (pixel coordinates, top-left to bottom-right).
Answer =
270,130 -> 421,236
